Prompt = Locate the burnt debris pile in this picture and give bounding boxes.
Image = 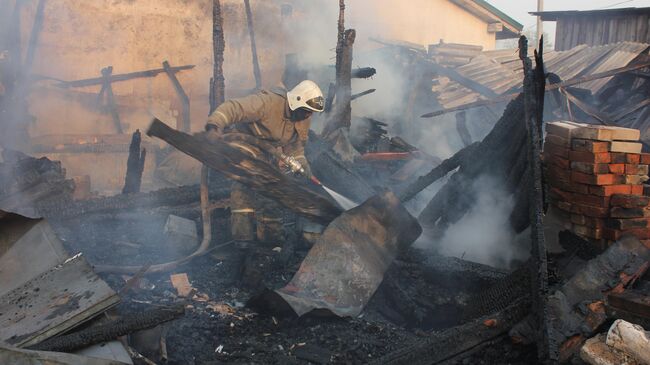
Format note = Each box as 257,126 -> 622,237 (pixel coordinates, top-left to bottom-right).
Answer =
2,1 -> 650,364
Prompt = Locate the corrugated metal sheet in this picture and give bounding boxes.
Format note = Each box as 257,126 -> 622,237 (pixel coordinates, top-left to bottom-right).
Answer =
432,41 -> 649,109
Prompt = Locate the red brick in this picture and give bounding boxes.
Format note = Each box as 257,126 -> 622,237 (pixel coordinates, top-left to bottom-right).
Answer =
571,139 -> 610,152
545,134 -> 570,147
546,166 -> 571,184
571,214 -> 606,229
608,164 -> 626,175
572,224 -> 602,239
641,153 -> 650,165
601,228 -> 650,241
570,162 -> 609,174
569,193 -> 610,208
643,184 -> 650,196
625,164 -> 649,175
548,178 -> 590,194
570,203 -> 609,218
544,143 -> 570,159
610,153 -> 640,164
589,185 -> 632,197
544,154 -> 570,170
569,151 -> 611,164
610,194 -> 650,208
571,171 -> 620,186
549,187 -> 572,202
631,185 -> 644,196
610,206 -> 645,218
553,201 -> 573,213
626,153 -> 641,164
605,218 -> 650,230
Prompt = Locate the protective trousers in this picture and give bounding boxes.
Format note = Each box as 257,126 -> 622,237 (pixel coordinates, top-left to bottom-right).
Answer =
230,181 -> 284,243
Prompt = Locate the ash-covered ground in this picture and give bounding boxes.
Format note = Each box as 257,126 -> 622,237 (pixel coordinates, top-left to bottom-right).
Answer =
50,205 -> 537,365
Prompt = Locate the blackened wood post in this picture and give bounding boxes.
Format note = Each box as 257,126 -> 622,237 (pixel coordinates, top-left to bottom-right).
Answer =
100,66 -> 123,134
122,129 -> 147,194
520,35 -> 552,362
243,0 -> 262,90
163,60 -> 190,132
335,0 -> 345,83
210,0 -> 226,114
323,28 -> 355,137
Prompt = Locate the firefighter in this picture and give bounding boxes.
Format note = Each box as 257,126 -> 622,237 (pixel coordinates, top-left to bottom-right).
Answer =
205,80 -> 324,243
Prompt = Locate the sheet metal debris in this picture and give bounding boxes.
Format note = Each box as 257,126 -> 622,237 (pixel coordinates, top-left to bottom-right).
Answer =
269,191 -> 421,317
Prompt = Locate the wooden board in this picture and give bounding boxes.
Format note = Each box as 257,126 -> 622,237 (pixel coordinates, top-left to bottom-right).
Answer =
0,256 -> 119,348
0,219 -> 69,297
147,119 -> 342,224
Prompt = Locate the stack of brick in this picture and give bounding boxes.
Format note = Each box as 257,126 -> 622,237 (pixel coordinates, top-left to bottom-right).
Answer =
543,121 -> 650,248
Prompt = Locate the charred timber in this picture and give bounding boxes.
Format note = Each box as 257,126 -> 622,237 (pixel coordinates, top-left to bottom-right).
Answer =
37,182 -> 230,220
350,88 -> 376,101
372,297 -> 530,365
351,67 -> 376,79
56,65 -> 195,89
397,142 -> 479,203
122,129 -> 146,194
323,28 -> 356,137
210,0 -> 226,113
521,35 -> 552,362
147,119 -> 341,224
29,306 -> 185,352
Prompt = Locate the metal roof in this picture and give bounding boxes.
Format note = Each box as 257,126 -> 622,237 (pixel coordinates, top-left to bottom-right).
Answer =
530,7 -> 650,21
431,41 -> 650,109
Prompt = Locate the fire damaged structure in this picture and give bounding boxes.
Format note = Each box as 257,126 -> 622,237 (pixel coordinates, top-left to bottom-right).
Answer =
1,1 -> 650,365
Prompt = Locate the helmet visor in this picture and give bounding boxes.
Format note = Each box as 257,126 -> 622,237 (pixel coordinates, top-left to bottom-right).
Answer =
305,96 -> 325,112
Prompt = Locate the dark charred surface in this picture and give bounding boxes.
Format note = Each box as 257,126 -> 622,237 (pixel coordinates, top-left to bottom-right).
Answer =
47,206 -> 539,364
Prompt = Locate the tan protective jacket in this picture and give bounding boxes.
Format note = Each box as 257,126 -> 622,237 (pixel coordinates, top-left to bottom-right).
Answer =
207,89 -> 311,167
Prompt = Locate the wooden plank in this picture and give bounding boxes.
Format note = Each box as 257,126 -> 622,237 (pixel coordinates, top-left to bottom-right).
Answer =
0,256 -> 119,347
57,65 -> 195,88
0,220 -> 69,297
608,290 -> 650,318
146,119 -> 342,224
162,61 -> 190,132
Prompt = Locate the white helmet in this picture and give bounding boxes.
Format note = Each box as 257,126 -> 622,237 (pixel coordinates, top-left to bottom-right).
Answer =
286,80 -> 324,112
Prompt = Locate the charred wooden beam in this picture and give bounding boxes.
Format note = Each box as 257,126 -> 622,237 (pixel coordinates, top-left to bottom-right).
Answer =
56,65 -> 195,89
372,297 -> 530,365
210,0 -> 225,114
520,35 -> 552,362
122,130 -> 146,194
351,67 -> 376,79
147,119 -> 341,224
99,66 -> 123,134
29,306 -> 184,352
350,88 -> 375,101
37,182 -> 230,220
163,60 -> 191,132
397,142 -> 478,203
243,0 -> 262,89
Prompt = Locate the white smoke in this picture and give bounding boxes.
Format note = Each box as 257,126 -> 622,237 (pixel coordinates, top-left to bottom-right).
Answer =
418,175 -> 530,269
